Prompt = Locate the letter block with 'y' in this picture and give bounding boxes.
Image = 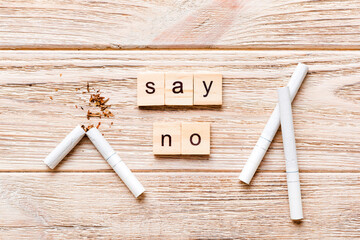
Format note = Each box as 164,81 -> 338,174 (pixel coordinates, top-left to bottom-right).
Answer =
137,72 -> 165,106
194,73 -> 222,105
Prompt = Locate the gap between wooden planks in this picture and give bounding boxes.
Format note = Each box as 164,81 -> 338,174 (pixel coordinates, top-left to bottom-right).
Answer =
1,0 -> 360,50
0,50 -> 359,173
0,172 -> 359,239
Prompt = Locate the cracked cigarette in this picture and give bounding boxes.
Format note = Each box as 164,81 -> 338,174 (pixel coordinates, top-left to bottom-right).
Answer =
86,128 -> 145,198
278,86 -> 303,220
44,125 -> 85,169
239,63 -> 308,184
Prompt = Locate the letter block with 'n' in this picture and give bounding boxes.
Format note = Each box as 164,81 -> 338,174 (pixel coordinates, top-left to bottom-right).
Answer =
153,122 -> 181,155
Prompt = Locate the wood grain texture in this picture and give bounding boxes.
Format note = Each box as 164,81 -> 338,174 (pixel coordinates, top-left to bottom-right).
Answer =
0,173 -> 359,239
1,0 -> 360,49
0,50 -> 359,173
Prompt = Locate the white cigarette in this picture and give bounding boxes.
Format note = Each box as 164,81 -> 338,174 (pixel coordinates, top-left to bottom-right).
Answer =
44,125 -> 85,169
278,86 -> 303,220
86,128 -> 145,198
239,63 -> 308,184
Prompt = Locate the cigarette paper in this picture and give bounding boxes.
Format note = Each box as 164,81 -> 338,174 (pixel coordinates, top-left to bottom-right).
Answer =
278,86 -> 303,220
86,128 -> 145,198
44,125 -> 85,169
239,63 -> 308,184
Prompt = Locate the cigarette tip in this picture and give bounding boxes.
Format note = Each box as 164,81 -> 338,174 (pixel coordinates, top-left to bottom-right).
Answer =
292,217 -> 303,222
43,159 -> 55,169
297,62 -> 309,71
238,174 -> 250,185
135,190 -> 145,198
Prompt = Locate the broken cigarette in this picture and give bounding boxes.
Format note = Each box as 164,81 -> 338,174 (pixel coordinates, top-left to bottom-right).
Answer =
86,128 -> 145,198
278,86 -> 303,220
44,125 -> 85,169
239,63 -> 308,184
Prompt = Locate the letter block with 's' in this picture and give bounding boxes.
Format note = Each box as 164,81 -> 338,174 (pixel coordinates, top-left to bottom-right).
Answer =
137,72 -> 165,106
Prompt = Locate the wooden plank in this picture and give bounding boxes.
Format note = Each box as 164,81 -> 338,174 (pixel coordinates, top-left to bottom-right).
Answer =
0,50 -> 359,172
0,172 -> 359,239
1,0 -> 360,49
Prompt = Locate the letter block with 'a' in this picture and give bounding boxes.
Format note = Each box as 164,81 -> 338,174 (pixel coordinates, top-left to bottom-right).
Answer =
165,72 -> 193,106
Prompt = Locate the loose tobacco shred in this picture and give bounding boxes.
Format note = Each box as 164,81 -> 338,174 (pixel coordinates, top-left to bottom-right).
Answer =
77,82 -> 114,129
87,83 -> 113,119
103,109 -> 114,118
81,124 -> 94,132
87,110 -> 102,120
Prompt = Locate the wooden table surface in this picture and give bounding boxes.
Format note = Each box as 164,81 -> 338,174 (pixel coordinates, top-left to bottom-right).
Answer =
1,1 -> 359,239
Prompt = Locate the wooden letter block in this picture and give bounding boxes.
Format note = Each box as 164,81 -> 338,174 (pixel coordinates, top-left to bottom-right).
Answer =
181,122 -> 210,155
194,73 -> 222,105
137,72 -> 165,106
153,122 -> 181,155
165,72 -> 193,105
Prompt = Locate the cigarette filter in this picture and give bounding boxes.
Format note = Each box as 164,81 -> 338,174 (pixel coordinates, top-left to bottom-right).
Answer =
239,63 -> 308,184
44,125 -> 85,169
86,128 -> 145,198
278,86 -> 303,220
